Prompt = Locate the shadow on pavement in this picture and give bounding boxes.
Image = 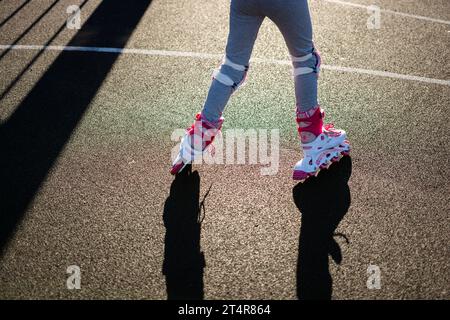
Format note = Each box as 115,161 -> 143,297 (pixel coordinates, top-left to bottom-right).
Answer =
0,0 -> 60,61
0,0 -> 91,101
163,166 -> 206,300
0,0 -> 153,256
293,156 -> 352,300
0,0 -> 32,29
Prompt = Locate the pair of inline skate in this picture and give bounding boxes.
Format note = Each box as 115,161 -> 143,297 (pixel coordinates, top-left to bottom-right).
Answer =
170,107 -> 350,182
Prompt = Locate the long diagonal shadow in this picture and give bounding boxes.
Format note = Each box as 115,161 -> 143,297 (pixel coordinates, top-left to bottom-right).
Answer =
0,0 -> 32,29
163,166 -> 207,300
0,0 -> 60,61
0,0 -> 90,102
293,156 -> 352,300
0,0 -> 153,256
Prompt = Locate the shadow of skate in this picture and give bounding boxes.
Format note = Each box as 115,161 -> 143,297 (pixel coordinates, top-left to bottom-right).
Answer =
292,156 -> 352,300
162,165 -> 206,300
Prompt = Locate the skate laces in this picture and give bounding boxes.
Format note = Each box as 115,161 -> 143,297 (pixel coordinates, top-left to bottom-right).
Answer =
324,123 -> 342,133
322,123 -> 343,138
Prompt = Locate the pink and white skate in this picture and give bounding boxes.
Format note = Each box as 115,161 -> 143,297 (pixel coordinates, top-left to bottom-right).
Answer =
170,113 -> 223,175
293,123 -> 350,182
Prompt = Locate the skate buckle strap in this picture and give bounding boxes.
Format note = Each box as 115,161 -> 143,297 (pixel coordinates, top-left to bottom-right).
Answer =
188,113 -> 223,150
296,105 -> 324,137
297,105 -> 325,119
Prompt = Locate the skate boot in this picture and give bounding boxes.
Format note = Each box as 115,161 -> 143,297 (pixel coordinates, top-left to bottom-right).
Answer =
170,113 -> 224,175
293,106 -> 350,182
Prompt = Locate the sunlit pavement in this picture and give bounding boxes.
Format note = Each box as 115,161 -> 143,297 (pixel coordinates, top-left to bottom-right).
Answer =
0,0 -> 448,299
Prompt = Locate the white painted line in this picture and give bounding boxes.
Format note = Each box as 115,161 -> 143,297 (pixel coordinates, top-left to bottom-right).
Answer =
0,44 -> 224,59
1,44 -> 449,86
321,64 -> 450,86
322,0 -> 450,25
252,56 -> 450,86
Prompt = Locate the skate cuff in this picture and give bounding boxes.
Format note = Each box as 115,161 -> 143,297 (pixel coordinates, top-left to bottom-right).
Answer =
296,106 -> 324,137
185,113 -> 224,154
296,105 -> 323,119
197,112 -> 224,130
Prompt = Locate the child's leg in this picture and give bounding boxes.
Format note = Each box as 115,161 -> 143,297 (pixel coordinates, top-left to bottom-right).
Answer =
201,0 -> 264,124
266,0 -> 321,143
171,1 -> 264,174
265,0 -> 350,181
266,0 -> 318,114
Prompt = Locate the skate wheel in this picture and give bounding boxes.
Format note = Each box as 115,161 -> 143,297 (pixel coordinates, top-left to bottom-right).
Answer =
293,170 -> 312,181
319,162 -> 329,170
170,161 -> 189,175
298,174 -> 313,183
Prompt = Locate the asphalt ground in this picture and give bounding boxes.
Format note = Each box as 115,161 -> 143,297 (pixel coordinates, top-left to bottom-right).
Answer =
0,0 -> 449,299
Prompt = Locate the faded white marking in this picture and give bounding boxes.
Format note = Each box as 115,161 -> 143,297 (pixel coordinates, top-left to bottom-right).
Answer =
322,0 -> 450,25
0,44 -> 448,86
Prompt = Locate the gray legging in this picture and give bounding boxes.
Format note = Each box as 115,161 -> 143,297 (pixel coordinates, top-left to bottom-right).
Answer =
201,0 -> 320,124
